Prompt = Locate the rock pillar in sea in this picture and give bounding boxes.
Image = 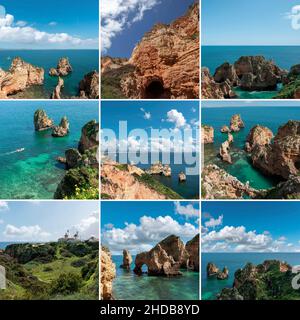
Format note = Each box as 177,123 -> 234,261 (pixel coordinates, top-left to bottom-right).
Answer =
0,265 -> 6,290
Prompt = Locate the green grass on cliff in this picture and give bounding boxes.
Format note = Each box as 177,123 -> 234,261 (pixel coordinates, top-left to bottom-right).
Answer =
134,173 -> 183,199
276,76 -> 300,99
0,242 -> 99,300
101,65 -> 135,99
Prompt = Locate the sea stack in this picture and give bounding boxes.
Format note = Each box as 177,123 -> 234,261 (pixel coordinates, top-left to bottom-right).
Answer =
120,249 -> 132,270
52,116 -> 70,137
34,109 -> 54,131
51,77 -> 64,99
178,172 -> 186,182
207,262 -> 219,277
49,57 -> 73,77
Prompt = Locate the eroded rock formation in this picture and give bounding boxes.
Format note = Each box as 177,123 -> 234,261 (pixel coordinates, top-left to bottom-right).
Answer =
185,234 -> 199,271
245,125 -> 273,152
219,140 -> 232,163
0,57 -> 44,98
178,172 -> 187,182
102,2 -> 199,99
201,67 -> 236,99
202,55 -> 287,99
202,164 -> 262,199
217,267 -> 229,280
146,162 -> 171,177
202,125 -> 214,144
79,71 -> 99,99
54,120 -> 99,199
49,58 -> 73,76
52,116 -> 69,137
78,120 -> 99,154
101,247 -> 116,300
230,114 -> 244,132
207,263 -> 219,277
51,77 -> 64,99
133,235 -> 189,276
34,109 -> 54,131
251,120 -> 300,179
120,249 -> 132,270
101,160 -> 181,200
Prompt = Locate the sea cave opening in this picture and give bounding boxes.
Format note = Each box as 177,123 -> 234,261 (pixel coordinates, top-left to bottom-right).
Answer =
143,79 -> 170,99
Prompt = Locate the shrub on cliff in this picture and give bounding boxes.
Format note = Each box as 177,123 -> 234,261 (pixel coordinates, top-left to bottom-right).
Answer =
50,272 -> 82,295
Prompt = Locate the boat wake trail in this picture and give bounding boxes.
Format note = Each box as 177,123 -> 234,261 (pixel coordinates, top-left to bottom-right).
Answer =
0,148 -> 25,156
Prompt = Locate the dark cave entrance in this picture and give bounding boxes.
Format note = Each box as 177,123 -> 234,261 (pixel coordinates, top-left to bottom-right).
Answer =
143,79 -> 170,99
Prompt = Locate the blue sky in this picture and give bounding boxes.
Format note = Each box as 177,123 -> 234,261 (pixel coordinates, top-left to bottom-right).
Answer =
202,202 -> 300,253
0,201 -> 99,242
101,0 -> 195,57
101,201 -> 199,255
0,1 -> 98,49
101,101 -> 199,154
202,0 -> 300,45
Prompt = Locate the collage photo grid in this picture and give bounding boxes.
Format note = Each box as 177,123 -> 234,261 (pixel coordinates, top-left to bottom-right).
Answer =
0,0 -> 299,303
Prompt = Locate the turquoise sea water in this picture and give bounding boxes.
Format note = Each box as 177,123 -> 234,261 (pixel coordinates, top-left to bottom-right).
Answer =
202,252 -> 300,300
201,106 -> 300,190
112,255 -> 199,300
110,152 -> 200,199
0,50 -> 99,98
202,46 -> 300,98
0,101 -> 98,199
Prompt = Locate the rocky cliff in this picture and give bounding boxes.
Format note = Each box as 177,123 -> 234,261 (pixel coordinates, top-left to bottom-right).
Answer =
101,160 -> 182,200
202,56 -> 286,99
102,2 -> 199,99
55,120 -> 99,199
251,120 -> 300,179
218,260 -> 299,300
0,57 -> 44,98
101,246 -> 116,300
133,235 -> 196,277
202,164 -> 263,199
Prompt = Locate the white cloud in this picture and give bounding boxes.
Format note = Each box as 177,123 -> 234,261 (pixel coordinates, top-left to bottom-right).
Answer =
74,211 -> 99,240
0,201 -> 9,211
174,202 -> 199,219
205,215 -> 223,229
4,224 -> 50,240
202,225 -> 299,253
285,5 -> 300,30
140,108 -> 151,120
49,21 -> 57,26
101,0 -> 160,52
102,215 -> 197,254
16,20 -> 27,27
0,9 -> 98,48
104,223 -> 114,229
0,219 -> 4,224
166,109 -> 187,128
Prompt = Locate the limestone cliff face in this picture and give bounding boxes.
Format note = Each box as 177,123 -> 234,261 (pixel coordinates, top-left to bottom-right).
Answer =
185,234 -> 199,271
122,2 -> 199,99
202,164 -> 262,199
0,57 -> 44,98
251,120 -> 300,179
101,57 -> 128,75
101,247 -> 116,300
101,161 -> 169,200
201,125 -> 214,144
133,235 -> 189,277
